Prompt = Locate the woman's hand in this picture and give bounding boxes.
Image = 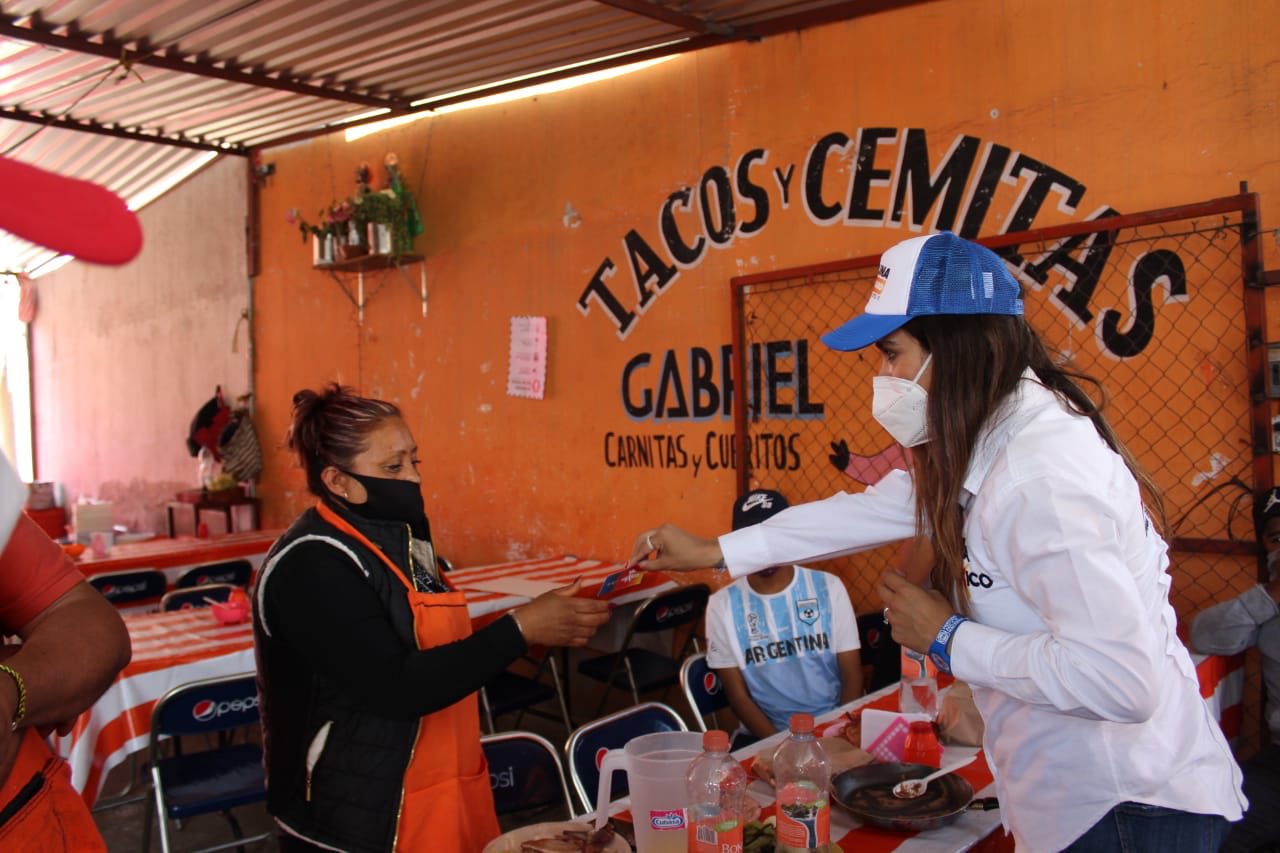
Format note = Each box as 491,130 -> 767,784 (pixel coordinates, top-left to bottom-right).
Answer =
627,524 -> 722,571
877,570 -> 955,654
512,579 -> 611,648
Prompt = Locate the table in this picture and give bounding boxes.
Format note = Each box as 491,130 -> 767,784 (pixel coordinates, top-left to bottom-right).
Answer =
602,654 -> 1248,852
450,555 -> 677,626
604,682 -> 1006,853
63,554 -> 670,805
59,609 -> 256,805
74,529 -> 282,587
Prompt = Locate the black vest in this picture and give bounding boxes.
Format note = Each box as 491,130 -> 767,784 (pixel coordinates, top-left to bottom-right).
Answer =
252,504 -> 422,852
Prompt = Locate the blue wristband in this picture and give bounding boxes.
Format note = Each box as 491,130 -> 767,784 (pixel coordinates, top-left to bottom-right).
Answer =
928,614 -> 969,675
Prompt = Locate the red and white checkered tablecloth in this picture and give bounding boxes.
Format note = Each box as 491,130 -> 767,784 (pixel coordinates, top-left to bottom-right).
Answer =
62,555 -> 675,805
59,609 -> 257,805
451,555 -> 676,625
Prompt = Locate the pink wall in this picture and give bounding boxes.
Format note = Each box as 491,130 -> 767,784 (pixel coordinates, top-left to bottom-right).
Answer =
30,157 -> 250,533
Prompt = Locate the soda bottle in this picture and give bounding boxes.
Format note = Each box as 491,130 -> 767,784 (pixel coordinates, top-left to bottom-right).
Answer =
686,729 -> 747,853
773,713 -> 831,852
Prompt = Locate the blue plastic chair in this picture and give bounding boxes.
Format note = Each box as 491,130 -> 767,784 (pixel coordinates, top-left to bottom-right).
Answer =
857,610 -> 902,691
88,568 -> 167,610
679,652 -> 729,731
175,559 -> 253,589
141,672 -> 268,853
480,651 -> 573,736
481,730 -> 574,819
160,583 -> 235,612
564,701 -> 687,817
576,584 -> 710,716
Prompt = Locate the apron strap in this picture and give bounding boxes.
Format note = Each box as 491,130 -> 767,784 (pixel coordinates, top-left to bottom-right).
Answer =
316,501 -> 416,593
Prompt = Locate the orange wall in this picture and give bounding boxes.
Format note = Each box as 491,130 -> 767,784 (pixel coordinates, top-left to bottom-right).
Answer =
254,0 -> 1280,583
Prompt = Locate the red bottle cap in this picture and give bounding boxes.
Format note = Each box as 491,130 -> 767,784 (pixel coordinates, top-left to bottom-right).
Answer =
703,730 -> 729,751
789,713 -> 815,734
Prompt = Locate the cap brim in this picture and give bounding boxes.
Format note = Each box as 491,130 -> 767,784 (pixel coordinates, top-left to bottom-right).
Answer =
820,312 -> 910,351
0,156 -> 142,266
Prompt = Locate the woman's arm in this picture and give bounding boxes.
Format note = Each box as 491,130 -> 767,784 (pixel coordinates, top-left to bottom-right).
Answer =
636,470 -> 917,575
264,543 -> 527,719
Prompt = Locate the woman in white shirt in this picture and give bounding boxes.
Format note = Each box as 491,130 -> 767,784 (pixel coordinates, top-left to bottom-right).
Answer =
631,231 -> 1244,852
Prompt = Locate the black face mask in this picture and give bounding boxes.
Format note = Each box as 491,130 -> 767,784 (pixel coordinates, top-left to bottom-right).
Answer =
339,471 -> 429,540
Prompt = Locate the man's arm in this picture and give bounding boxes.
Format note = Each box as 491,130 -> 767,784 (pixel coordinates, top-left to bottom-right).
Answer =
716,666 -> 777,739
836,649 -> 863,704
1,580 -> 131,732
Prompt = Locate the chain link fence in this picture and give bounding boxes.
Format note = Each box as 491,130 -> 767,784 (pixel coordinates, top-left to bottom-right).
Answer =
730,195 -> 1269,751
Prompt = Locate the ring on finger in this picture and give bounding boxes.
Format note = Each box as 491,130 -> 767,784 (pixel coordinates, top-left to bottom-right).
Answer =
646,534 -> 655,551
883,607 -> 891,623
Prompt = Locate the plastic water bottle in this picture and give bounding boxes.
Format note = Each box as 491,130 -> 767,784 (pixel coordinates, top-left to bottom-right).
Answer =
773,713 -> 831,852
686,729 -> 747,853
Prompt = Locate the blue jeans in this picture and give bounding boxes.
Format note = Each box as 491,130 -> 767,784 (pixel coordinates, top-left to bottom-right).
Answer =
1062,802 -> 1231,853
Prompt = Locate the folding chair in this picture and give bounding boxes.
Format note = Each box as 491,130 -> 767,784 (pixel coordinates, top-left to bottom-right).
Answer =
175,559 -> 253,590
141,672 -> 268,853
480,651 -> 572,736
88,568 -> 167,610
564,701 -> 687,817
857,610 -> 902,692
161,583 -> 236,612
576,583 -> 710,716
679,652 -> 728,732
481,730 -> 575,820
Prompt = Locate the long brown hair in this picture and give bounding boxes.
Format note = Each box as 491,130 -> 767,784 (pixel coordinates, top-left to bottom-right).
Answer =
903,314 -> 1165,613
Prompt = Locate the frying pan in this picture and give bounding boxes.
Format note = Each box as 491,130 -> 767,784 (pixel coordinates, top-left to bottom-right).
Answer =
831,762 -> 1000,833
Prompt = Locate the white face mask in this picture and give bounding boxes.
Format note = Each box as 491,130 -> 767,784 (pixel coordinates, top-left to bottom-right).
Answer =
872,353 -> 933,447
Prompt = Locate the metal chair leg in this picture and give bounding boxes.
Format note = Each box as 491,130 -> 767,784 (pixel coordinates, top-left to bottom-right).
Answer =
479,687 -> 496,734
624,658 -> 641,706
593,654 -> 626,718
548,655 -> 573,733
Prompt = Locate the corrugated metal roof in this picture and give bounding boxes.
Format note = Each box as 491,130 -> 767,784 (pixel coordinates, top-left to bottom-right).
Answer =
0,0 -> 925,273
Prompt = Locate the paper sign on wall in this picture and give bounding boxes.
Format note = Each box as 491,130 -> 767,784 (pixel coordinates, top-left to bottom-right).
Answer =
507,316 -> 547,399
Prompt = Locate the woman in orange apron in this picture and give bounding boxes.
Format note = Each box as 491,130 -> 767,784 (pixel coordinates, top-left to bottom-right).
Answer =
254,384 -> 609,852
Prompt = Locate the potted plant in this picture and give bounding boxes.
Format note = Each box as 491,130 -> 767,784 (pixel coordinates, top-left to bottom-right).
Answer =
352,153 -> 423,256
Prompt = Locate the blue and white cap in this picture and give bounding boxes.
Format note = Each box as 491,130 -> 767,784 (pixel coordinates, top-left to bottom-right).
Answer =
821,231 -> 1024,352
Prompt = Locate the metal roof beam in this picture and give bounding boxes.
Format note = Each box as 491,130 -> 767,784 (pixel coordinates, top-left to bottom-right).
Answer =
0,15 -> 413,111
0,106 -> 244,155
592,0 -> 737,36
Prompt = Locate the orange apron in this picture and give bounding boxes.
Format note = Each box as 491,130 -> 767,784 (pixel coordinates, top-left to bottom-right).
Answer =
0,729 -> 106,852
317,502 -> 500,852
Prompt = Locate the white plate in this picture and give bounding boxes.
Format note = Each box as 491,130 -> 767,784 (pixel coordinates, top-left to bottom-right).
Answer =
483,821 -> 630,853
115,531 -> 157,543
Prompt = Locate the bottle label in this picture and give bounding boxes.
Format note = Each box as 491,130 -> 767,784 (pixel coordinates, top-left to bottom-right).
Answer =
649,809 -> 686,831
776,783 -> 830,848
689,815 -> 743,852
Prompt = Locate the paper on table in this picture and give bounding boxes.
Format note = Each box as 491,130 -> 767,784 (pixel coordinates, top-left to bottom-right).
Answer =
453,576 -> 565,598
861,707 -> 932,762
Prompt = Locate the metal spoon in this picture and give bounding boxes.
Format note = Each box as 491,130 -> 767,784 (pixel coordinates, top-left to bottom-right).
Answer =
892,754 -> 978,799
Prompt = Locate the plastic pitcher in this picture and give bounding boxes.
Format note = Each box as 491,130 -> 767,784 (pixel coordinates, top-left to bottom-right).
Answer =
592,730 -> 703,853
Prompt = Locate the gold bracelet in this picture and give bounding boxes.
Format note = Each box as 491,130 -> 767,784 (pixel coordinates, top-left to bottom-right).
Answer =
0,664 -> 25,732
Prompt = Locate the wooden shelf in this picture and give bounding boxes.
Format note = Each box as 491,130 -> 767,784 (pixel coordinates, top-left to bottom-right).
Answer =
313,252 -> 428,322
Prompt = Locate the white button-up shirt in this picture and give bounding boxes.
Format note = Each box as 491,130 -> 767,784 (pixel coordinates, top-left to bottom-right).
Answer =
720,372 -> 1245,851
